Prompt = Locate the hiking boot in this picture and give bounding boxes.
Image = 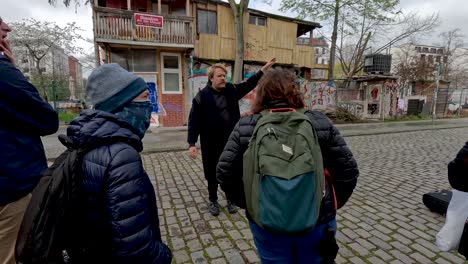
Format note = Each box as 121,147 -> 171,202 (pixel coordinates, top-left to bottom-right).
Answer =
227,201 -> 238,214
209,201 -> 220,216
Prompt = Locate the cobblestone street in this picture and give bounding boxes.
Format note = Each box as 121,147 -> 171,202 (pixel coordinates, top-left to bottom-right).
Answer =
143,127 -> 468,263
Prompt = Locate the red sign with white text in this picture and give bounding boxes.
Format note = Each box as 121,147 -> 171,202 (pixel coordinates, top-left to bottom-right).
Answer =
134,13 -> 163,29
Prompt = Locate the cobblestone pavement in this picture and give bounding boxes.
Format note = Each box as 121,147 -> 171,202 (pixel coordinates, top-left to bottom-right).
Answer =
144,127 -> 468,264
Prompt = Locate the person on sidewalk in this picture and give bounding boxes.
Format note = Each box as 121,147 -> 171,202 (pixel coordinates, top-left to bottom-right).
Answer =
187,58 -> 276,216
448,141 -> 468,192
65,64 -> 172,263
448,141 -> 468,259
0,17 -> 59,264
216,69 -> 359,263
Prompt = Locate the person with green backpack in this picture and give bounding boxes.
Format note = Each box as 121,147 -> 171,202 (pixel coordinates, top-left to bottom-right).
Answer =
216,69 -> 359,263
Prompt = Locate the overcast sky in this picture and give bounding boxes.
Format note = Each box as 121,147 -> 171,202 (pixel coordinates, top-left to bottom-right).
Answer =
2,0 -> 467,54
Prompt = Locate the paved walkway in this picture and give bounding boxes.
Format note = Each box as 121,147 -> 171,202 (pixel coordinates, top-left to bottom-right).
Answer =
145,127 -> 468,263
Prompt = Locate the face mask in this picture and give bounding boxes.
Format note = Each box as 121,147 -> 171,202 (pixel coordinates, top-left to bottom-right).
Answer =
114,101 -> 153,138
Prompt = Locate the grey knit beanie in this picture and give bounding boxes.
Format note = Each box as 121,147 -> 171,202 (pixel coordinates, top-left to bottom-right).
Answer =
86,63 -> 148,113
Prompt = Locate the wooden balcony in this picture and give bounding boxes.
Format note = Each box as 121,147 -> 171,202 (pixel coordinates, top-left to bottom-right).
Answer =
94,7 -> 194,47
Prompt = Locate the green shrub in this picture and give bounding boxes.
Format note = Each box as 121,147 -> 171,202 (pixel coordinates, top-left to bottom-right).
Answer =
58,112 -> 78,123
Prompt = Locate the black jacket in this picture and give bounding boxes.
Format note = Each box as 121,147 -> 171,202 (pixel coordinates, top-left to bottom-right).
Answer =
448,142 -> 468,192
67,110 -> 172,263
187,71 -> 263,172
216,107 -> 359,224
0,55 -> 59,206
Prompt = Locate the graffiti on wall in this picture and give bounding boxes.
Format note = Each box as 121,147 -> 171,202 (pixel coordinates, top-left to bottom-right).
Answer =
188,61 -> 337,115
337,102 -> 364,117
384,81 -> 400,117
367,84 -> 382,116
162,102 -> 183,114
300,81 -> 336,111
337,89 -> 361,102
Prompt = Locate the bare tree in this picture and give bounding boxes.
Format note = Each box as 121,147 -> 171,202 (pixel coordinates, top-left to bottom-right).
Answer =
227,0 -> 250,83
437,29 -> 468,87
10,18 -> 83,102
393,44 -> 436,83
47,0 -> 90,8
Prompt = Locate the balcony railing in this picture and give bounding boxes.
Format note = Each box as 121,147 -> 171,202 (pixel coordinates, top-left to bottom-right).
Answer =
94,7 -> 194,45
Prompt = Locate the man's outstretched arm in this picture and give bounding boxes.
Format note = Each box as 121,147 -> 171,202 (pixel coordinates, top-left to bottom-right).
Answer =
234,58 -> 276,99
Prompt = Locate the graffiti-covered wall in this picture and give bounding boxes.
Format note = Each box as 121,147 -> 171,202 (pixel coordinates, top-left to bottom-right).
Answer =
299,80 -> 336,111
187,59 -> 337,116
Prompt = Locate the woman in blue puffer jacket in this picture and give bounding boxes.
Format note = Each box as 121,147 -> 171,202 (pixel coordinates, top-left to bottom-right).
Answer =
66,64 -> 172,263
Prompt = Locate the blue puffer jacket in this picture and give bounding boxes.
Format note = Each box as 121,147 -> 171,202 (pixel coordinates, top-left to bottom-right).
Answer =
67,109 -> 172,264
0,55 -> 59,206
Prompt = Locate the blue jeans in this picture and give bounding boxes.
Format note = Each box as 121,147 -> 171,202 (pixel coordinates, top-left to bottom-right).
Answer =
249,219 -> 337,264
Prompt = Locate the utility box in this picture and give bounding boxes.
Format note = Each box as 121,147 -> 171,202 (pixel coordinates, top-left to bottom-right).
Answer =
364,54 -> 392,74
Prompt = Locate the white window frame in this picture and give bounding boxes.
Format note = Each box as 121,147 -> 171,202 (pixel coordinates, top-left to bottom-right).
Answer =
161,52 -> 182,95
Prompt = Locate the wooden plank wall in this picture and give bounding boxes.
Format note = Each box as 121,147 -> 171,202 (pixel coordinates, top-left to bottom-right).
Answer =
194,4 -> 315,68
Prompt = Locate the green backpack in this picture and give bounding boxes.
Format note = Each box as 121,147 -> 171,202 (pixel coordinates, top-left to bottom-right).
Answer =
243,108 -> 324,234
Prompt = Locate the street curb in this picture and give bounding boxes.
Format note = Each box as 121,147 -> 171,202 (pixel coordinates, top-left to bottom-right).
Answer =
138,124 -> 468,155
342,124 -> 468,137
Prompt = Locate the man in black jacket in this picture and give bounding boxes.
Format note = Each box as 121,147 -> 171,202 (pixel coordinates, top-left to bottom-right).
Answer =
187,58 -> 275,216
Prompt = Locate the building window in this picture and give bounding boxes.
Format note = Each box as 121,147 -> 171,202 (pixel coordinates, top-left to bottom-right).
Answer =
443,56 -> 448,63
415,47 -> 421,52
438,49 -> 444,54
430,48 -> 436,53
321,58 -> 325,64
133,50 -> 156,72
161,53 -> 182,94
322,48 -> 326,54
436,56 -> 441,63
197,9 -> 217,34
111,49 -> 132,71
315,48 -> 319,54
422,47 -> 429,52
315,57 -> 319,64
428,55 -> 433,62
420,54 -> 426,61
249,14 -> 266,26
110,49 -> 157,72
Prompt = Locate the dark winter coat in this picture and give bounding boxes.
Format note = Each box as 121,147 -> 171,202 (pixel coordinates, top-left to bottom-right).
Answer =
67,109 -> 172,263
448,142 -> 468,192
187,71 -> 263,179
0,54 -> 59,206
216,105 -> 359,224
